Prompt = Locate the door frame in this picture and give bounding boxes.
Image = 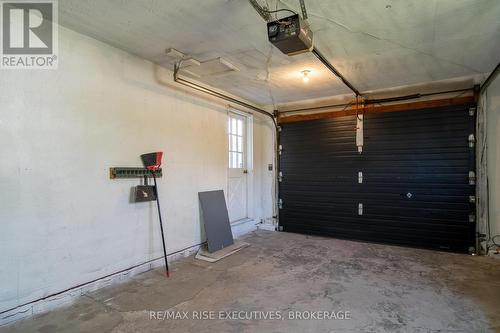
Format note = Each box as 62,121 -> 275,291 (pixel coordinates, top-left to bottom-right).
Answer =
227,107 -> 254,224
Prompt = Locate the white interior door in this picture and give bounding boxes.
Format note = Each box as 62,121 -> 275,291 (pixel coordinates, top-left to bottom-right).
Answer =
227,113 -> 248,222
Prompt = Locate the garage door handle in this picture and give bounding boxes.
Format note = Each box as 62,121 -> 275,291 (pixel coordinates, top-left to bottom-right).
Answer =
400,192 -> 413,199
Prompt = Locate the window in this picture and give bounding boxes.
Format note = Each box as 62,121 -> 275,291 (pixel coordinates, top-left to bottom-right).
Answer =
228,115 -> 245,168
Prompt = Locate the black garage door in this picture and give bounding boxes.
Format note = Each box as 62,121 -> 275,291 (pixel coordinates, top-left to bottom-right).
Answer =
279,104 -> 476,253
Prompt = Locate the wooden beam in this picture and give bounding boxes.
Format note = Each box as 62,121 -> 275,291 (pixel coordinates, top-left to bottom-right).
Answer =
278,96 -> 475,124
473,84 -> 480,103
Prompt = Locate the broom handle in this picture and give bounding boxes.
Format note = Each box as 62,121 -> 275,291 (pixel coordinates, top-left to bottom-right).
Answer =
152,172 -> 170,278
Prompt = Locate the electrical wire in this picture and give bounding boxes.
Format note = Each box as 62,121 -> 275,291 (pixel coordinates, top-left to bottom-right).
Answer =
260,8 -> 297,15
341,101 -> 353,112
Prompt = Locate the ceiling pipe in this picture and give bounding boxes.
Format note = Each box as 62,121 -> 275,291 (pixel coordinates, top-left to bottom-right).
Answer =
311,47 -> 361,96
173,63 -> 277,128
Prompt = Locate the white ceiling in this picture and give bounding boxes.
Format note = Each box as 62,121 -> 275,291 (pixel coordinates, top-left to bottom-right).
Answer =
58,0 -> 500,107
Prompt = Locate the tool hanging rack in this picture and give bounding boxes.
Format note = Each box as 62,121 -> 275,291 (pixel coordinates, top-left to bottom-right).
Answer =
109,167 -> 162,179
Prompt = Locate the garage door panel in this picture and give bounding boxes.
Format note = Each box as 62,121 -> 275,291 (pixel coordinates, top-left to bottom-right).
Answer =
364,140 -> 468,151
361,199 -> 470,210
365,208 -> 469,221
283,218 -> 472,239
366,174 -> 467,183
279,104 -> 476,253
363,146 -> 471,155
281,186 -> 472,198
282,146 -> 354,153
357,168 -> 468,175
362,181 -> 471,190
366,114 -> 469,127
365,106 -> 467,123
283,199 -> 470,212
365,124 -> 469,139
283,222 -> 470,251
359,152 -> 470,161
282,215 -> 471,230
283,219 -> 471,239
358,159 -> 469,168
282,210 -> 472,227
282,203 -> 469,221
282,159 -> 359,167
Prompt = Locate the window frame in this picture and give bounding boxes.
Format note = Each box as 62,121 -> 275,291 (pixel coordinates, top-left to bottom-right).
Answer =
228,113 -> 246,169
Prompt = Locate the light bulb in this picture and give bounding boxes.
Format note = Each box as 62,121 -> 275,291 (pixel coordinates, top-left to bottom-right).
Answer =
301,70 -> 310,83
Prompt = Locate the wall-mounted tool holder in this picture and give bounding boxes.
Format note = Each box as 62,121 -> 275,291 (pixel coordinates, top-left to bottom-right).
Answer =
109,167 -> 162,179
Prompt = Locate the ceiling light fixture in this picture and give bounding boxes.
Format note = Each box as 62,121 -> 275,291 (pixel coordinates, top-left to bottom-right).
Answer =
301,70 -> 311,83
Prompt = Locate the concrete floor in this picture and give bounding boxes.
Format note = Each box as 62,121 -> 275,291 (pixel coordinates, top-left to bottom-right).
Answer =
3,230 -> 500,333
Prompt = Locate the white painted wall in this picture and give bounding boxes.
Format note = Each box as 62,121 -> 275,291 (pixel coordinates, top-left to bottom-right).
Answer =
481,72 -> 500,238
0,26 -> 275,317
